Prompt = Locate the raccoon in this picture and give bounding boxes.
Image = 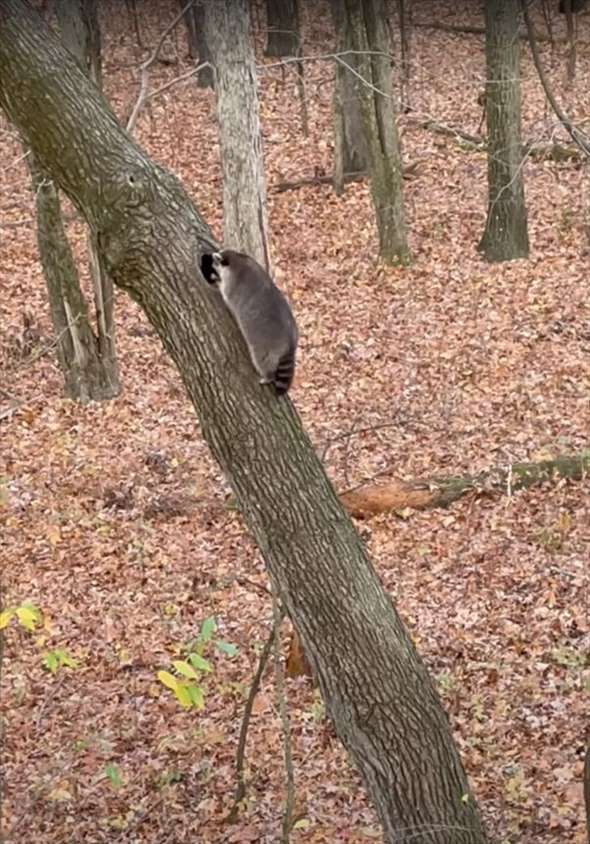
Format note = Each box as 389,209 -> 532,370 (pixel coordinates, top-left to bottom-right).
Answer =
203,249 -> 298,395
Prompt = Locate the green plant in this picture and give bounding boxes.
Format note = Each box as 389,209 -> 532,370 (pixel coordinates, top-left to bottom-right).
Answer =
1,601 -> 79,674
43,648 -> 79,673
0,601 -> 42,631
157,617 -> 237,711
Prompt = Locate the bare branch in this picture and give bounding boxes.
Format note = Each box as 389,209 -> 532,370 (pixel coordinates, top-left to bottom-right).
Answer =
521,0 -> 590,156
126,0 -> 196,133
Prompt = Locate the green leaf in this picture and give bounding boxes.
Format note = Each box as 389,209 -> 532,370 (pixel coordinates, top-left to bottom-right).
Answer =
157,670 -> 178,691
172,660 -> 198,680
0,608 -> 14,629
105,763 -> 123,789
16,605 -> 41,631
293,819 -> 310,830
199,616 -> 216,642
174,684 -> 193,709
58,651 -> 79,669
215,640 -> 238,657
43,652 -> 59,673
188,652 -> 212,673
186,684 -> 205,710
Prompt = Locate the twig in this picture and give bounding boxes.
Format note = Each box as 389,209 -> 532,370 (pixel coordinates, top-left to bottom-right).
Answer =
226,607 -> 286,824
126,0 -> 196,133
271,584 -> 294,844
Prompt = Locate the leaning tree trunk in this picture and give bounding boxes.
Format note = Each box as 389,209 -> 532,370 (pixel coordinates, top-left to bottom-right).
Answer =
331,0 -> 367,195
265,0 -> 300,56
0,5 -> 489,842
345,0 -> 410,264
204,0 -> 270,269
478,0 -> 529,262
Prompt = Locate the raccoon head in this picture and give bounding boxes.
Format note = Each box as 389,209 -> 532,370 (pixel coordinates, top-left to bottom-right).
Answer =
200,252 -> 220,285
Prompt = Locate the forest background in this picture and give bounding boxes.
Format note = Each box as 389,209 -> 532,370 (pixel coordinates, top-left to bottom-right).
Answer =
1,1 -> 589,842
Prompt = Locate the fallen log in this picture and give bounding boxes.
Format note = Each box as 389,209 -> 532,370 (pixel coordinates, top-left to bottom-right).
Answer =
340,453 -> 590,518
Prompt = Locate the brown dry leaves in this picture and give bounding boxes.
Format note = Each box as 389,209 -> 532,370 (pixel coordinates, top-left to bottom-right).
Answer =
1,2 -> 589,842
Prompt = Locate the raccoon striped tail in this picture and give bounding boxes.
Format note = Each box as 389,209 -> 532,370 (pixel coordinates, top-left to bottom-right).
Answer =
273,349 -> 296,395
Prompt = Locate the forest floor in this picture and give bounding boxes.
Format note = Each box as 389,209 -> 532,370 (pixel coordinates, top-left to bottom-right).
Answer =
1,1 -> 589,842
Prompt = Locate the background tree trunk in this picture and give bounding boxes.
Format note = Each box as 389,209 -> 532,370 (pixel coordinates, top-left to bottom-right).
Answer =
178,1 -> 213,88
331,0 -> 367,195
0,4 -> 489,841
398,0 -> 412,107
204,0 -> 271,269
264,0 -> 300,57
31,0 -> 119,401
26,152 -> 119,401
478,0 -> 529,262
344,0 -> 410,264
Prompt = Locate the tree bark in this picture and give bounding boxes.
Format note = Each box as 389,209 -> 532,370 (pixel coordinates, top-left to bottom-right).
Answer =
344,0 -> 410,264
204,0 -> 270,269
0,5 -> 488,841
26,153 -> 119,401
56,0 -> 101,87
264,0 -> 300,57
178,1 -> 213,88
478,0 -> 529,262
331,0 -> 367,194
340,452 -> 590,517
28,0 -> 119,401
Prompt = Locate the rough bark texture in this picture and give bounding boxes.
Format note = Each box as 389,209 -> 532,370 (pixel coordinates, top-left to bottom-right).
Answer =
28,0 -> 119,401
265,0 -> 300,56
56,0 -> 101,87
340,452 -> 590,517
0,5 -> 488,841
331,0 -> 367,194
26,152 -> 119,401
345,0 -> 410,264
178,1 -> 213,88
478,0 -> 529,262
204,0 -> 270,269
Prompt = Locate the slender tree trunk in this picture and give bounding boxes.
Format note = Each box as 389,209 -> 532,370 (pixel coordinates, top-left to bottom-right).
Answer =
344,0 -> 410,264
478,0 -> 529,262
265,0 -> 300,56
398,0 -> 412,107
204,0 -> 271,269
178,1 -> 213,88
30,0 -> 119,401
562,0 -> 577,84
56,0 -> 101,86
331,0 -> 367,194
0,5 -> 489,841
26,153 -> 118,401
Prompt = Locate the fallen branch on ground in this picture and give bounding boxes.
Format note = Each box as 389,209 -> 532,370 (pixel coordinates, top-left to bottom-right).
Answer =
340,452 -> 590,518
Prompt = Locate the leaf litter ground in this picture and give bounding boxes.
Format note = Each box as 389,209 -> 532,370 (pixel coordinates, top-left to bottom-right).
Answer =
0,2 -> 588,842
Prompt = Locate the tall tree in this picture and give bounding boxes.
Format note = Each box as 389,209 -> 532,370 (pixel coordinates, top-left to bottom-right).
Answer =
0,4 -> 489,841
204,0 -> 270,268
331,0 -> 367,194
344,0 -> 410,264
478,0 -> 529,262
264,0 -> 300,57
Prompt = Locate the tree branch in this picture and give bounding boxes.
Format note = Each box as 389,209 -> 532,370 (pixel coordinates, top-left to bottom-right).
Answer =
520,0 -> 590,156
126,0 -> 195,133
